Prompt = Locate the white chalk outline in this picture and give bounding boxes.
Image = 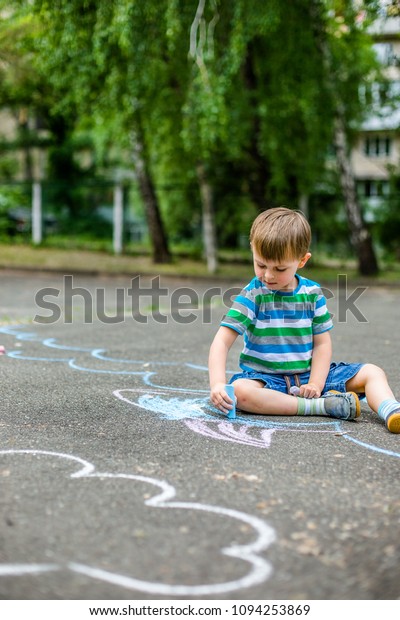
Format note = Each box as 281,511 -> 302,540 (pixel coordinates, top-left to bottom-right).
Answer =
0,449 -> 276,596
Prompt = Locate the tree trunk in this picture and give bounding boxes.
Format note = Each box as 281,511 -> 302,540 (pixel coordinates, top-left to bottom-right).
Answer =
334,114 -> 379,275
131,130 -> 171,264
308,0 -> 379,276
196,162 -> 218,274
243,48 -> 270,211
18,110 -> 33,182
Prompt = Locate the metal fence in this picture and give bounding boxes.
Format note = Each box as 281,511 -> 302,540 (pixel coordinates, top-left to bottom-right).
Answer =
0,180 -> 147,253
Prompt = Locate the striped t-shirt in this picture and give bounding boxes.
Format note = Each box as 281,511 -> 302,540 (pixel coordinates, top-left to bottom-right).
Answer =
221,275 -> 333,375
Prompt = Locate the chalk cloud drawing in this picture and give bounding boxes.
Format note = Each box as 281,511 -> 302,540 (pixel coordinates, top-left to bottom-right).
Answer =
1,325 -> 400,459
0,449 -> 276,596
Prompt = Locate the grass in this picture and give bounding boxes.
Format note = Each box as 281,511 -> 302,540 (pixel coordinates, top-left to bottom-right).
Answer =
0,242 -> 253,280
0,241 -> 399,285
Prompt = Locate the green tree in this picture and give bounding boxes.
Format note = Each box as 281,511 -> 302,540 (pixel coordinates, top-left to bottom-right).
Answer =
0,6 -> 43,181
171,0 -> 335,270
0,1 -> 98,219
308,0 -> 381,275
184,0 -> 382,274
1,0 -> 385,275
30,0 -> 172,262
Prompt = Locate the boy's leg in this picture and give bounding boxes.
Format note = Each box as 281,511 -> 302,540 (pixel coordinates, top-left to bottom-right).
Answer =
232,378 -> 359,419
232,379 -> 298,415
345,363 -> 400,433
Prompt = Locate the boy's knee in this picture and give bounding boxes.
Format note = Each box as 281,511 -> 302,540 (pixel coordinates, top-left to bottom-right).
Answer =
231,379 -> 247,404
354,363 -> 387,387
346,363 -> 387,392
233,379 -> 254,409
363,363 -> 386,379
232,378 -> 264,408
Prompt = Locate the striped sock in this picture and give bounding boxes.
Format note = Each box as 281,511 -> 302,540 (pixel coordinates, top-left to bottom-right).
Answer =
297,397 -> 326,416
378,399 -> 400,423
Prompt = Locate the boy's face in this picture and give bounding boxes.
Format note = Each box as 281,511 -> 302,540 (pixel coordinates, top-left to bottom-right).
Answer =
252,247 -> 311,291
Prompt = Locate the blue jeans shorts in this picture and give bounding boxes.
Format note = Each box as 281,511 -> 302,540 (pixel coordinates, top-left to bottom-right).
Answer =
229,362 -> 365,397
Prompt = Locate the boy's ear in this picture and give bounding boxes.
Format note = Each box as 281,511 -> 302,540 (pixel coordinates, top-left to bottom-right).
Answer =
298,252 -> 312,269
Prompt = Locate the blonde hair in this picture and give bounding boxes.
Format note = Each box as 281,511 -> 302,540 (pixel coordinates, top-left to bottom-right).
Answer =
250,207 -> 311,261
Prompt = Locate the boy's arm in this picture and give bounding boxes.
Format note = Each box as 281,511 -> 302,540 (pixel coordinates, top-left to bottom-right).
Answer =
209,326 -> 239,413
300,331 -> 332,398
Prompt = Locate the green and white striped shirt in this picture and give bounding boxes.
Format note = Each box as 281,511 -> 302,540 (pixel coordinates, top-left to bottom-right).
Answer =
221,275 -> 333,375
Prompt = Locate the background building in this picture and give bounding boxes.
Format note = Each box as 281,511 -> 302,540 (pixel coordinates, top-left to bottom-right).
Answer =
352,10 -> 400,222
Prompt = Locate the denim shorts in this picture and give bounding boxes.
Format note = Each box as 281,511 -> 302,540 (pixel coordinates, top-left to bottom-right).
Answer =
229,362 -> 365,397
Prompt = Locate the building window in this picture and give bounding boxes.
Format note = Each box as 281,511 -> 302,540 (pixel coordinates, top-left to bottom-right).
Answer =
360,180 -> 390,197
373,43 -> 397,66
364,136 -> 391,157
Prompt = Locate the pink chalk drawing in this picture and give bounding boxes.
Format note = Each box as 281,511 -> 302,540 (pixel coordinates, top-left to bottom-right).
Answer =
184,419 -> 276,448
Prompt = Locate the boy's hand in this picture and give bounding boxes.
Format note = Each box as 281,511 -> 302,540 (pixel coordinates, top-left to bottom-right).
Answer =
210,382 -> 235,414
299,382 -> 321,398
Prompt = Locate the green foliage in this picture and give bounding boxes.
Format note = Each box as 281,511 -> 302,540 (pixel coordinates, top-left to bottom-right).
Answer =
308,185 -> 351,258
375,172 -> 400,260
0,183 -> 30,210
323,0 -> 382,125
0,154 -> 19,179
0,183 -> 31,238
0,0 -> 387,256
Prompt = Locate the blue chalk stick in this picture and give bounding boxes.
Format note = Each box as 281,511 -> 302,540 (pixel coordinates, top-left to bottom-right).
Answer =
225,384 -> 236,419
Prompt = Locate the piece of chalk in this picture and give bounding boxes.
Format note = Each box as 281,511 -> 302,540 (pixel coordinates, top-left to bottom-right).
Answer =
289,385 -> 300,396
225,384 -> 236,419
0,345 -> 6,355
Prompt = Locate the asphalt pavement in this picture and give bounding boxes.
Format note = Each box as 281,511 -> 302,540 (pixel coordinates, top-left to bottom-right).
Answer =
0,269 -> 399,601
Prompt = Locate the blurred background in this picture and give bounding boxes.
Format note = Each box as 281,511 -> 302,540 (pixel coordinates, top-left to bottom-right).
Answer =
0,0 -> 399,277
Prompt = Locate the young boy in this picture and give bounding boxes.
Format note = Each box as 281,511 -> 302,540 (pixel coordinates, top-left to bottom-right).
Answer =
209,207 -> 400,433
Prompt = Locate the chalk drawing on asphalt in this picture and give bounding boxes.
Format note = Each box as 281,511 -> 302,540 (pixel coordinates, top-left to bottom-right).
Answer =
0,449 -> 276,596
113,386 -> 343,449
1,325 -> 400,458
